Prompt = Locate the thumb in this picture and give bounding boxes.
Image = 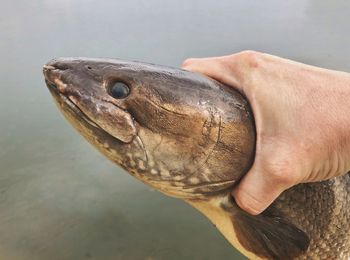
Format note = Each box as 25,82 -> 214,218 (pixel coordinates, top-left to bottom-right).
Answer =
232,163 -> 295,215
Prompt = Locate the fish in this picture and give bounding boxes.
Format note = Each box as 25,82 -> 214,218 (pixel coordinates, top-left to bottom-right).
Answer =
43,58 -> 350,260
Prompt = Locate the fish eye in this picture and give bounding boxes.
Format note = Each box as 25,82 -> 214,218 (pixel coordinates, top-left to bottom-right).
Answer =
108,81 -> 130,99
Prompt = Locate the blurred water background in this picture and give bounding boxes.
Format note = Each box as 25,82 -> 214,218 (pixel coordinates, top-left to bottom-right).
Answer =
1,0 -> 350,259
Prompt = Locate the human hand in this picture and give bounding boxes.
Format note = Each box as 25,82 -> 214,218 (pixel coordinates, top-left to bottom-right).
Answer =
182,51 -> 350,215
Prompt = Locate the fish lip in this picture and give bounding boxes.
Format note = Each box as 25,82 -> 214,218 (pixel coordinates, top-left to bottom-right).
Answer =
46,81 -> 101,130
43,64 -> 56,72
43,64 -> 102,130
43,63 -> 64,85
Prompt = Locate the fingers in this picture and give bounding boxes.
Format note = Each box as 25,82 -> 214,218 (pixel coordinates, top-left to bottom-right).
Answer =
232,161 -> 297,215
181,51 -> 269,94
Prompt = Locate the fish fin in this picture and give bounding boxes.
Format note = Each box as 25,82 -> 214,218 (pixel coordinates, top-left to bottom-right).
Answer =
227,203 -> 310,259
187,195 -> 309,260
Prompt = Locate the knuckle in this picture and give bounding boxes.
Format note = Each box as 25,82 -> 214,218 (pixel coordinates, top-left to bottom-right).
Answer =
258,137 -> 300,186
237,50 -> 263,68
239,50 -> 261,58
264,159 -> 297,186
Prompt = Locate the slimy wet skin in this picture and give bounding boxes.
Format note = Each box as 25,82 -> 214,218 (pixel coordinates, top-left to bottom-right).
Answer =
43,58 -> 350,260
43,58 -> 255,198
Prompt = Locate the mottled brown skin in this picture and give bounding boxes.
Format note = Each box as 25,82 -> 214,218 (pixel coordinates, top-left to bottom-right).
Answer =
43,58 -> 350,260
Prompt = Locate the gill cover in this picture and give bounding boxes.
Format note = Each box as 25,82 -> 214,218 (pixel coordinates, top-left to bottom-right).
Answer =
78,96 -> 136,143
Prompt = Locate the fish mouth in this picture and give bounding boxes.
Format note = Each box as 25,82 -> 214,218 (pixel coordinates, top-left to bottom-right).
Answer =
43,64 -> 102,131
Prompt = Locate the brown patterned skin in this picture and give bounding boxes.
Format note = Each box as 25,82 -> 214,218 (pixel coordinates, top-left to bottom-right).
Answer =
275,174 -> 350,260
43,58 -> 350,260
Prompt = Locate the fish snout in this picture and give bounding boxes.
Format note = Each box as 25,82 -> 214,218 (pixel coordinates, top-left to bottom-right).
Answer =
43,58 -> 82,94
43,63 -> 61,85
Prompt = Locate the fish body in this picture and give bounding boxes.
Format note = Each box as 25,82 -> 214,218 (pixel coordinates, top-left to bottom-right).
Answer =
43,58 -> 350,259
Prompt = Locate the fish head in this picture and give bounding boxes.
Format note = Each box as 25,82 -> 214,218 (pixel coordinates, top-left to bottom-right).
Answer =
43,58 -> 255,198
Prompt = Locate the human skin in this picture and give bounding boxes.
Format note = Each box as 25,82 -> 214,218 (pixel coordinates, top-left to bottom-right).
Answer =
182,51 -> 350,215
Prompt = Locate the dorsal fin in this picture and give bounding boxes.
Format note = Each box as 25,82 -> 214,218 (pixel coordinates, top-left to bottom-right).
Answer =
187,195 -> 310,259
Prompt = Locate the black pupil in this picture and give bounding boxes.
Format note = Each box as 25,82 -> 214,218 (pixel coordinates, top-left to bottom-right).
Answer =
109,82 -> 129,99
